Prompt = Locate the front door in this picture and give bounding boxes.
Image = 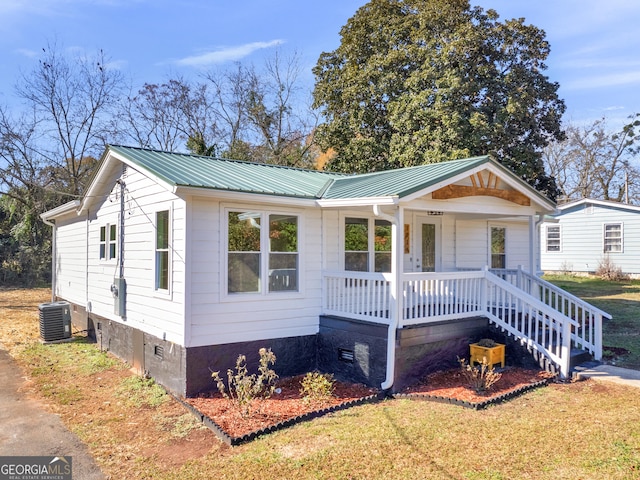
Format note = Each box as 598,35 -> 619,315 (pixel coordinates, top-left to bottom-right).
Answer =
404,214 -> 441,272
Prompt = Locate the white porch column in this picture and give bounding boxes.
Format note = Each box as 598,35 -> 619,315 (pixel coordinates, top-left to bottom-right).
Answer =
529,215 -> 535,275
375,204 -> 403,391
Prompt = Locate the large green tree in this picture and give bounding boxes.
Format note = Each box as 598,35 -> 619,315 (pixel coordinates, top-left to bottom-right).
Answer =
312,0 -> 565,198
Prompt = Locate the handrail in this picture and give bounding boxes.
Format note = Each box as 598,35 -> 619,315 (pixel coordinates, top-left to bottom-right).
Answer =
491,267 -> 608,359
483,269 -> 577,377
509,267 -> 611,320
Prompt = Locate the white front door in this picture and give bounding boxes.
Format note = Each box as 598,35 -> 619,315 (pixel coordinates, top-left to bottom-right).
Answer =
403,214 -> 441,272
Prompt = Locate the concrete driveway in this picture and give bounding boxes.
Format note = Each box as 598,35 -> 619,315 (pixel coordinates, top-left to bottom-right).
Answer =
0,347 -> 105,480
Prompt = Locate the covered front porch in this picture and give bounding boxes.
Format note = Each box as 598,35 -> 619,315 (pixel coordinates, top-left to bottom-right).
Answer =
316,160 -> 609,387
321,267 -> 609,382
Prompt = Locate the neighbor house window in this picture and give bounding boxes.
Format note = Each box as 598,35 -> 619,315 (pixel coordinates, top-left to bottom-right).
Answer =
227,210 -> 299,294
344,217 -> 392,273
546,225 -> 561,252
604,223 -> 622,253
155,210 -> 170,290
490,226 -> 506,269
99,224 -> 117,261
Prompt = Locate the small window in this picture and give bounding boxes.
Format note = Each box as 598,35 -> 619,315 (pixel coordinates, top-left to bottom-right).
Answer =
109,224 -> 117,260
155,210 -> 170,290
491,226 -> 506,269
546,225 -> 561,252
99,224 -> 117,260
344,217 -> 391,273
228,211 -> 261,293
345,217 -> 369,271
99,226 -> 106,259
269,214 -> 298,292
604,223 -> 622,253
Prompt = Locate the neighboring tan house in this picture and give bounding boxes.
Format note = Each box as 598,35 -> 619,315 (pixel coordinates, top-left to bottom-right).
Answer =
541,198 -> 640,277
41,145 -> 608,397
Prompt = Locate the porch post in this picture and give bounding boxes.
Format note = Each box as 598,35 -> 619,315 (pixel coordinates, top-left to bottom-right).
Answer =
376,204 -> 403,391
528,215 -> 535,275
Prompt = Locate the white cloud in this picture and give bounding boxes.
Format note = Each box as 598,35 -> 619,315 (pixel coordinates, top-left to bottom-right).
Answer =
175,40 -> 285,67
565,71 -> 640,90
15,48 -> 39,58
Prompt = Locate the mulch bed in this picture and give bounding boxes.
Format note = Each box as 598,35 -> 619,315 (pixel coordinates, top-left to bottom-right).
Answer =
181,375 -> 379,445
179,368 -> 555,445
398,367 -> 556,409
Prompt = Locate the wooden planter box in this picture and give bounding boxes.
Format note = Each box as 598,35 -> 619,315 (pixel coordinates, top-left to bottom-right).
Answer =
469,343 -> 505,368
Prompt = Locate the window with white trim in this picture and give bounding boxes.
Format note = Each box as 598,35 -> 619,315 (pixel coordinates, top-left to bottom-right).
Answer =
490,226 -> 506,269
546,225 -> 561,252
99,224 -> 117,261
344,217 -> 391,273
604,223 -> 622,253
155,210 -> 170,290
227,210 -> 299,294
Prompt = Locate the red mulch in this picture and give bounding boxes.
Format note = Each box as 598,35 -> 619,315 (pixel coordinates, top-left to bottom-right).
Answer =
402,367 -> 556,404
185,369 -> 555,440
185,375 -> 377,439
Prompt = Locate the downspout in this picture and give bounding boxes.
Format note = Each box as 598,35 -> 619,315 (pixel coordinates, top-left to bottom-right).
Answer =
532,213 -> 546,276
373,205 -> 401,392
42,217 -> 56,302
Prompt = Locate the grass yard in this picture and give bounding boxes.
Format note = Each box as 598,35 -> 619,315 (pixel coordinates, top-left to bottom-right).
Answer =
1,286 -> 639,479
544,274 -> 640,369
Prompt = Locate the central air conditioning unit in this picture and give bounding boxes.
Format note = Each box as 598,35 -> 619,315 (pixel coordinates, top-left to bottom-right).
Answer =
39,301 -> 72,342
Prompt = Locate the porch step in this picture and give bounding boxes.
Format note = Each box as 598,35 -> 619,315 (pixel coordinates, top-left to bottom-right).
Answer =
570,348 -> 594,371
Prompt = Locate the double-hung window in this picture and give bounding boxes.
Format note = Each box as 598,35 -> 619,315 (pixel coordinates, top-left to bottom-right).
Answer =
99,224 -> 117,261
490,226 -> 506,269
344,217 -> 392,273
227,210 -> 299,294
155,210 -> 170,291
604,223 -> 622,253
546,225 -> 561,252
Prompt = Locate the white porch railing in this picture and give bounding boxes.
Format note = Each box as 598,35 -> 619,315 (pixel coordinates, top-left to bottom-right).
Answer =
322,268 -> 606,378
490,267 -> 610,360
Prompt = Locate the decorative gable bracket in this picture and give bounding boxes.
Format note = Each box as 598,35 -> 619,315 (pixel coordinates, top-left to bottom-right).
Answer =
431,172 -> 531,206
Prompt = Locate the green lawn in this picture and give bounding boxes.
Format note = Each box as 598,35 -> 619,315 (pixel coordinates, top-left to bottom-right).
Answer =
544,274 -> 640,369
2,287 -> 639,479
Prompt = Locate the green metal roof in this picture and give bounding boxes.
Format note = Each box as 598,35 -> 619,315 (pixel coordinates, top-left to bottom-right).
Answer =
108,145 -> 345,199
106,146 -> 550,207
322,156 -> 489,199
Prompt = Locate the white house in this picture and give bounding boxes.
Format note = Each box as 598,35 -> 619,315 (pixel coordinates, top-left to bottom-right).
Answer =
41,146 -> 608,396
541,198 -> 640,277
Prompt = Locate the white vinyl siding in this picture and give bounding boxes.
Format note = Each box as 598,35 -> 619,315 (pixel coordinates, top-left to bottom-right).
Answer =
85,166 -> 186,344
541,202 -> 640,275
53,215 -> 88,305
188,200 -> 320,348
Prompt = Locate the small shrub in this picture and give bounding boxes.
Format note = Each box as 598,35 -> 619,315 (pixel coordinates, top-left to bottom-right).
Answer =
211,347 -> 278,417
476,338 -> 497,348
458,357 -> 502,393
596,256 -> 628,281
300,372 -> 335,404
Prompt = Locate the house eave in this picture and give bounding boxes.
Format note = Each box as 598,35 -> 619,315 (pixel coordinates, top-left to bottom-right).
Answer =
174,185 -> 319,207
316,196 -> 400,208
40,200 -> 81,221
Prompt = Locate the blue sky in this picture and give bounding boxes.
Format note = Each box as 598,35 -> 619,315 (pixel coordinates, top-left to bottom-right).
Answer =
1,0 -> 638,130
